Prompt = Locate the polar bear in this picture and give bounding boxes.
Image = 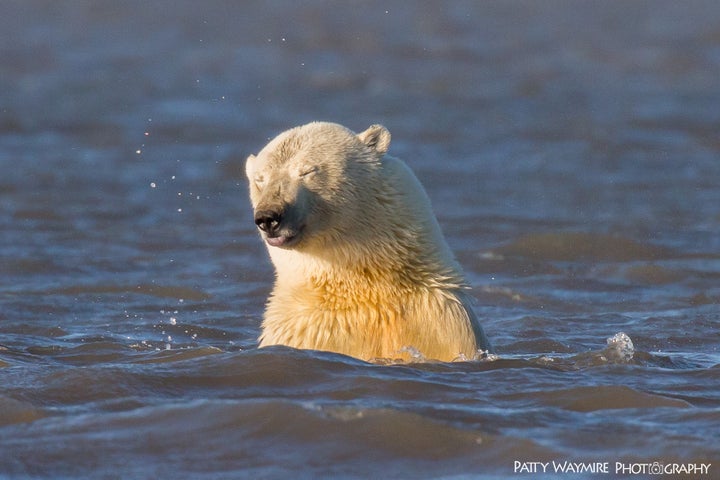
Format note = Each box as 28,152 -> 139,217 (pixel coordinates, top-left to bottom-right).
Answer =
245,122 -> 491,362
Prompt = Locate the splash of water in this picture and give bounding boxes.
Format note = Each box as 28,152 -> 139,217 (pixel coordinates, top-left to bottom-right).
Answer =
604,332 -> 635,363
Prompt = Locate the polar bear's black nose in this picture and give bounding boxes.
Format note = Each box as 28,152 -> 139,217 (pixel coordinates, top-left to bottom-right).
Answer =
254,210 -> 282,234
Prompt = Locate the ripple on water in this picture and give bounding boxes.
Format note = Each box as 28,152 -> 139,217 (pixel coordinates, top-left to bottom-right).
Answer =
0,398 -> 559,478
491,232 -> 674,262
504,385 -> 691,412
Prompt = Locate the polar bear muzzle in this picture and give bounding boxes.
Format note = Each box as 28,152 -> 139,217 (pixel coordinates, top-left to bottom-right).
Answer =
253,206 -> 305,248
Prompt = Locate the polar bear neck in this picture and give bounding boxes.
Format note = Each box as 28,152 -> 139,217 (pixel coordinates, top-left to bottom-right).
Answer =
270,234 -> 465,292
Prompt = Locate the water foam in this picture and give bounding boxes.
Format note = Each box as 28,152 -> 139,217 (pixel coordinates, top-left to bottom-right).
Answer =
604,332 -> 635,363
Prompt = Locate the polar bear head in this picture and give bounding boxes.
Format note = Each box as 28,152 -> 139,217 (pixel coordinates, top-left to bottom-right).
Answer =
245,122 -> 391,250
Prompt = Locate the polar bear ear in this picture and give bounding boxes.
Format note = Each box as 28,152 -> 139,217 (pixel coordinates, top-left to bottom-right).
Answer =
245,154 -> 256,180
357,124 -> 391,155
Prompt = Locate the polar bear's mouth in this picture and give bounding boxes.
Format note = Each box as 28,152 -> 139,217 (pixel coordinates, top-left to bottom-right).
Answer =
266,234 -> 294,248
264,226 -> 304,248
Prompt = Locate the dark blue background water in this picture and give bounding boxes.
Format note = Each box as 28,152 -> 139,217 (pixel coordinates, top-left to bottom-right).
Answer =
1,1 -> 719,478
